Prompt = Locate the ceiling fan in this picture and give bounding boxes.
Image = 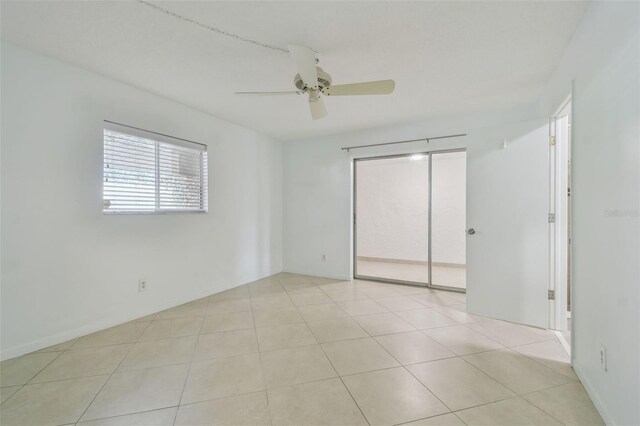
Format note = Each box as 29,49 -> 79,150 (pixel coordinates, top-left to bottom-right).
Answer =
235,44 -> 395,120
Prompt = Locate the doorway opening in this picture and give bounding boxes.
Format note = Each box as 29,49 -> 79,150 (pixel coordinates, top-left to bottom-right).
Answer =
353,150 -> 467,292
550,98 -> 572,349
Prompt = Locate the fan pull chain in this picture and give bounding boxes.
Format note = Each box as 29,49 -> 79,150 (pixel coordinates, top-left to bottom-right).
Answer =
137,0 -> 290,54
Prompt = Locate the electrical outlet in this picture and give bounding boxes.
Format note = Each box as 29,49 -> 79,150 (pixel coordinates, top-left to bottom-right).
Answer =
138,279 -> 148,292
599,344 -> 607,372
321,254 -> 326,262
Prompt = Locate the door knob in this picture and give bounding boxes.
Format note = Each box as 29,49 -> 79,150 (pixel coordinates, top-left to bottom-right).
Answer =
466,228 -> 476,235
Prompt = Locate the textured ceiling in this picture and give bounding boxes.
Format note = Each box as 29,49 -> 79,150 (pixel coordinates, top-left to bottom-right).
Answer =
0,1 -> 588,141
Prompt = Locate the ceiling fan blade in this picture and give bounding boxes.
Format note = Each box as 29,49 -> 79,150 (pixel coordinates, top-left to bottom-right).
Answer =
235,91 -> 302,96
324,79 -> 395,96
287,44 -> 319,90
309,97 -> 328,120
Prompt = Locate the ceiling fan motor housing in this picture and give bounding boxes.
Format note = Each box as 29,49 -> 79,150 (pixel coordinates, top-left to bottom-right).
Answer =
294,66 -> 332,91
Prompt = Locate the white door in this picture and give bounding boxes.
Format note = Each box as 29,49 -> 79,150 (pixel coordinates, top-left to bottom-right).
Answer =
466,120 -> 550,328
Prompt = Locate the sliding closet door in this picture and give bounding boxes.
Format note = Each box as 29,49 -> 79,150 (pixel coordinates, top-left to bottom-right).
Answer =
430,151 -> 467,290
354,155 -> 429,285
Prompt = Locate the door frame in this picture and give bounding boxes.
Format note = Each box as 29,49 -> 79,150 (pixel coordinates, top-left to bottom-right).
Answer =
548,96 -> 572,332
352,148 -> 467,292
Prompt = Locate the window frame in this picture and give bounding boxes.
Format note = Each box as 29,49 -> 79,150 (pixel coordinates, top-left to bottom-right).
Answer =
102,120 -> 208,215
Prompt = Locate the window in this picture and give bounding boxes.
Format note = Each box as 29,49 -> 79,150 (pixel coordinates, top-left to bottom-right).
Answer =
103,122 -> 208,214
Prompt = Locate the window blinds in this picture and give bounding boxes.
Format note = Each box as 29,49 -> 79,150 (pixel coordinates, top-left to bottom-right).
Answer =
103,123 -> 208,214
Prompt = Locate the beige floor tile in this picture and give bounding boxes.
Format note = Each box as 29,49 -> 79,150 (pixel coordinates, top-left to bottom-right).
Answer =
338,299 -> 389,316
307,317 -> 369,343
289,291 -> 333,306
375,331 -> 454,365
311,277 -> 342,285
117,336 -> 197,371
432,305 -> 487,324
343,367 -> 449,425
35,338 -> 78,353
455,397 -> 563,425
443,292 -> 467,303
256,323 -> 317,351
424,325 -> 503,355
317,281 -> 358,292
268,378 -> 368,426
282,280 -> 317,291
251,294 -> 293,310
73,322 -> 150,349
396,309 -> 459,329
207,298 -> 252,314
82,364 -> 189,421
193,328 -> 258,361
1,276 -> 604,426
0,352 -> 61,386
524,382 -> 605,425
261,344 -> 337,388
512,339 -> 578,380
208,285 -> 250,302
297,303 -> 349,322
201,310 -> 254,333
323,288 -> 371,303
321,337 -> 399,375
1,375 -> 108,426
253,307 -> 304,327
78,407 -> 177,426
249,282 -> 286,297
408,357 -> 515,411
175,392 -> 270,426
463,349 -> 570,394
467,320 -> 556,347
409,292 -> 462,308
0,386 -> 21,404
286,287 -> 325,297
32,344 -> 131,382
386,284 -> 430,296
361,286 -> 403,299
402,413 -> 466,426
139,317 -> 202,341
181,353 -> 265,404
155,300 -> 207,320
376,296 -> 427,312
352,312 -> 416,335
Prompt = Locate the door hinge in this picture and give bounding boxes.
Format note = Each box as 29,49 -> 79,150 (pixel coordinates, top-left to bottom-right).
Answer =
548,213 -> 555,223
549,136 -> 556,146
548,290 -> 555,300
353,213 -> 356,224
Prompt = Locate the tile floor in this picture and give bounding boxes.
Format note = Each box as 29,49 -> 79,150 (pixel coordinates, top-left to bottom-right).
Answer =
0,273 -> 603,426
356,260 -> 466,289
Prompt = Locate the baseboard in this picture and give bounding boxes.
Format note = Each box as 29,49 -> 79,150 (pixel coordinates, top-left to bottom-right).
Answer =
282,268 -> 350,281
1,269 -> 283,361
554,330 -> 571,355
572,360 -> 615,425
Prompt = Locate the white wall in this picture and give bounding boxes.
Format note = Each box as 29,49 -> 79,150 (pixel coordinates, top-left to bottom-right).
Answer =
355,153 -> 466,265
538,2 -> 640,425
0,43 -> 283,360
282,105 -> 538,279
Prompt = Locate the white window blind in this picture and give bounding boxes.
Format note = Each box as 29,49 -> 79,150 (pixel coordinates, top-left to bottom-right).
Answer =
103,122 -> 208,214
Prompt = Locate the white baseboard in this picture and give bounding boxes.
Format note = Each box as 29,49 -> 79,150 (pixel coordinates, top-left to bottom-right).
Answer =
554,330 -> 571,355
282,268 -> 350,281
572,360 -> 614,425
1,270 -> 283,361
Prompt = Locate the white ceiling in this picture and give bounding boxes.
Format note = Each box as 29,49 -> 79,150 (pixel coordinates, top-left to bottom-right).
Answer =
1,1 -> 588,141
